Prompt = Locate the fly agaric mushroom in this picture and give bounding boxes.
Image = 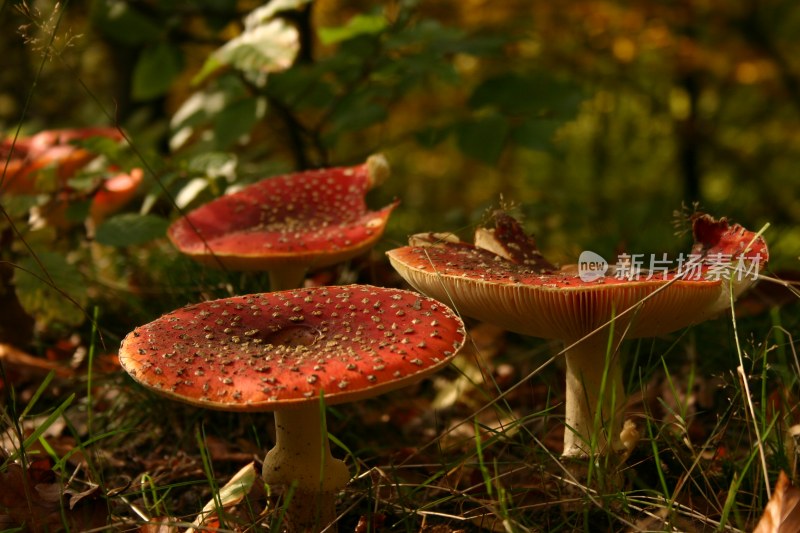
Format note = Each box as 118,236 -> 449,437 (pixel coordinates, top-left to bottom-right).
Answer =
1,127 -> 124,194
167,155 -> 398,291
89,167 -> 144,224
387,212 -> 767,458
118,284 -> 465,531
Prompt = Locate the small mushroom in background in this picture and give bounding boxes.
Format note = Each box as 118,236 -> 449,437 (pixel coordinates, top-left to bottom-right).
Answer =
167,155 -> 398,291
118,284 -> 465,531
387,212 -> 768,459
89,167 -> 144,224
2,127 -> 131,231
1,127 -> 124,195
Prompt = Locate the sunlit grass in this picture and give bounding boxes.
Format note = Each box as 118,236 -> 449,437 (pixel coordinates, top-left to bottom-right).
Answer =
2,294 -> 799,530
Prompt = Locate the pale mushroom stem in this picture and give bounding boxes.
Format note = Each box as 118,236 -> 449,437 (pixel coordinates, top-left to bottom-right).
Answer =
268,268 -> 308,292
562,331 -> 626,458
263,402 -> 350,531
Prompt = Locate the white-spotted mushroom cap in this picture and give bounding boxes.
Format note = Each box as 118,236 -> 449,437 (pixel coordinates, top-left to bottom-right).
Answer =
118,285 -> 466,410
167,155 -> 397,272
387,212 -> 768,342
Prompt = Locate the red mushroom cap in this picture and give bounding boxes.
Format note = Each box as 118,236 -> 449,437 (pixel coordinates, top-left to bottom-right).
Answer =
167,155 -> 398,271
387,243 -> 723,340
118,285 -> 465,411
26,127 -> 123,152
90,167 -> 144,222
386,213 -> 767,341
1,127 -> 124,195
691,213 -> 768,261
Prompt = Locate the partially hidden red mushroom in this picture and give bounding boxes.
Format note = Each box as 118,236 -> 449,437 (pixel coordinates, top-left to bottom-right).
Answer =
1,127 -> 124,195
118,284 -> 465,531
387,212 -> 768,458
167,155 -> 398,291
89,167 -> 144,223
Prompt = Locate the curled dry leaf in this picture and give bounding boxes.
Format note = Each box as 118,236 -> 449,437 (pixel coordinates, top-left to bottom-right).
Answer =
0,459 -> 106,531
185,462 -> 260,533
139,517 -> 179,533
753,471 -> 800,533
0,342 -> 73,378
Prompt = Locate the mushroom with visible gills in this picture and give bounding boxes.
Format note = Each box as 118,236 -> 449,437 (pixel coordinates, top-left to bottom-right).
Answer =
118,284 -> 466,531
387,212 -> 768,458
167,155 -> 398,291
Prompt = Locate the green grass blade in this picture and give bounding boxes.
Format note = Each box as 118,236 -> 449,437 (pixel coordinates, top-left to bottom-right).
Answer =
18,371 -> 56,420
3,392 -> 75,466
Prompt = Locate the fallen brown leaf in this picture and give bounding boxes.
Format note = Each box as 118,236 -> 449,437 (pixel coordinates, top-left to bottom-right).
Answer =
0,343 -> 73,377
355,513 -> 385,532
139,517 -> 179,533
753,471 -> 800,533
0,458 -> 106,531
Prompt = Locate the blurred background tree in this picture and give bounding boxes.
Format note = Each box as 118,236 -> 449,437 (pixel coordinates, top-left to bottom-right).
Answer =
2,0 -> 798,272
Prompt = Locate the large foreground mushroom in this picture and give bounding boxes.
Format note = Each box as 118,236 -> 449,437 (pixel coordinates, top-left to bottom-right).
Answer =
119,284 -> 465,531
167,155 -> 398,291
387,212 -> 767,458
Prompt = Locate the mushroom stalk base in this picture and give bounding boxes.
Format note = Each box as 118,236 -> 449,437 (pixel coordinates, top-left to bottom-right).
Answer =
263,403 -> 350,531
268,268 -> 308,292
562,331 -> 626,458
